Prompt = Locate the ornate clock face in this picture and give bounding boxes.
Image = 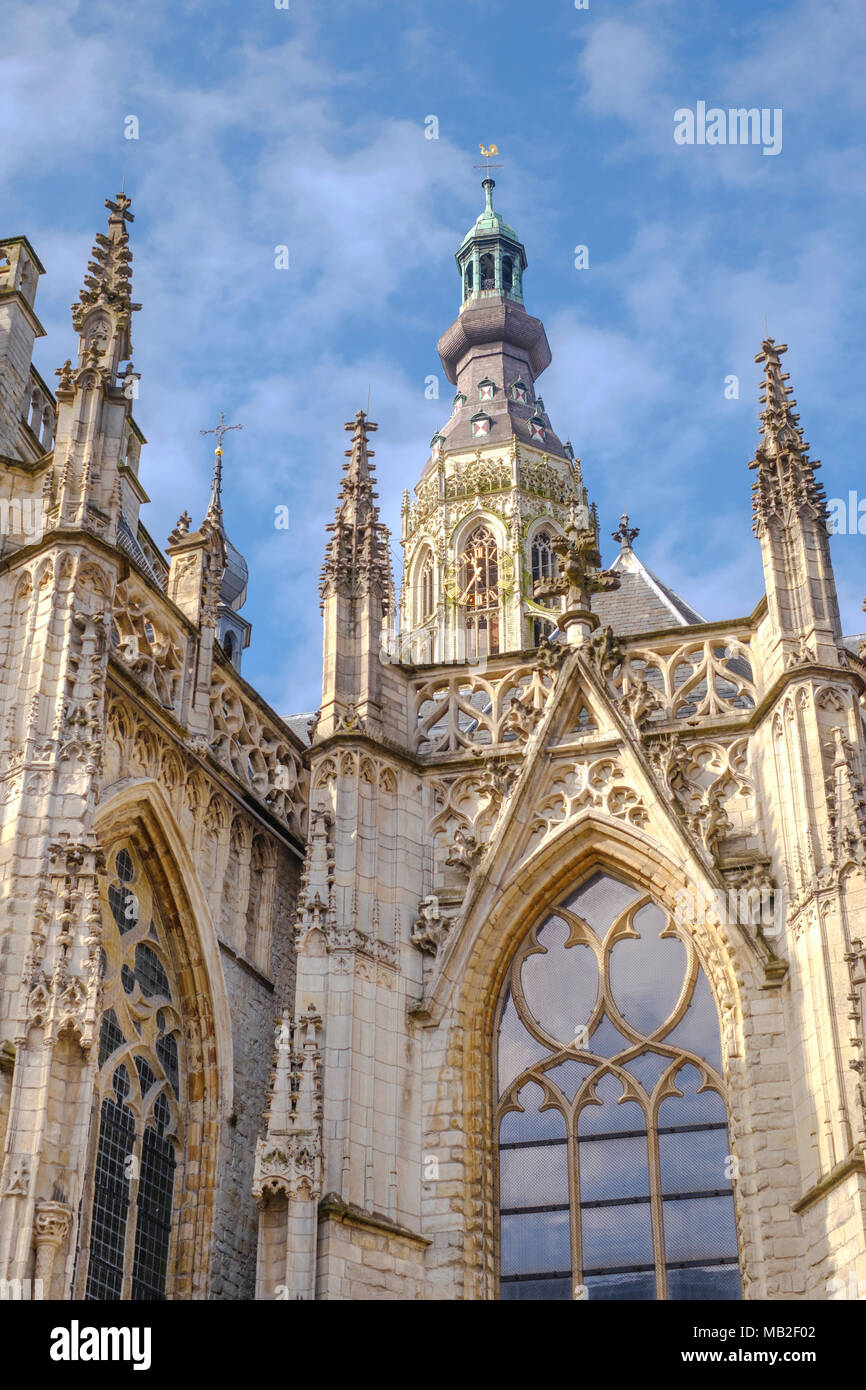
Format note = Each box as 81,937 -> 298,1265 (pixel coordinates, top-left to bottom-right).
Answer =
444,531 -> 514,607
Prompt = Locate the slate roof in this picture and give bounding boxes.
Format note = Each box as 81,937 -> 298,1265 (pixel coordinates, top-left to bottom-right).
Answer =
282,713 -> 315,746
591,545 -> 704,636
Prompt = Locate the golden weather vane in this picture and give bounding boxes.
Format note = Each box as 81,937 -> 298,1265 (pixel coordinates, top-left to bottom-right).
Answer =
475,143 -> 503,179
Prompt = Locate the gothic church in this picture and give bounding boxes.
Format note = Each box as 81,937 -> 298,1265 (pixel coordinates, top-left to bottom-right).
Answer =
0,180 -> 864,1301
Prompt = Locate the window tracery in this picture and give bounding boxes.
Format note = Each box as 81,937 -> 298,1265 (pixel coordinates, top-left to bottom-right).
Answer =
458,525 -> 500,658
496,871 -> 741,1301
84,843 -> 183,1301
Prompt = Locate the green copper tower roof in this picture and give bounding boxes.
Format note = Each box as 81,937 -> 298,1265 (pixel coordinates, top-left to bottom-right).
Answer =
455,179 -> 528,308
459,178 -> 520,248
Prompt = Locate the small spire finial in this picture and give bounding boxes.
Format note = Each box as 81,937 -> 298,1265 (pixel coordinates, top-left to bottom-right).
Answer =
474,143 -> 503,210
200,410 -> 243,516
612,513 -> 640,549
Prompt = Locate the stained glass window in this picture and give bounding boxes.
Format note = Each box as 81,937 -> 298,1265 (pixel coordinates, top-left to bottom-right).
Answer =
84,843 -> 184,1301
496,872 -> 741,1301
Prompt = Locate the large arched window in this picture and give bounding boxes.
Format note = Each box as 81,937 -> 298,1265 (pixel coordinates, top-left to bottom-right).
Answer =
459,524 -> 500,658
84,843 -> 184,1300
495,871 -> 741,1301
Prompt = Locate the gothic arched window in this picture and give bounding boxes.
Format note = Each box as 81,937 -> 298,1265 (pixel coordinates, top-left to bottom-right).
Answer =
417,552 -> 435,624
459,525 -> 500,658
531,530 -> 560,633
531,531 -> 554,585
496,871 -> 741,1301
84,843 -> 184,1301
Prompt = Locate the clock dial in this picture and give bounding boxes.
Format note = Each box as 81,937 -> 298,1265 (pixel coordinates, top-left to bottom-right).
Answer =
445,526 -> 513,608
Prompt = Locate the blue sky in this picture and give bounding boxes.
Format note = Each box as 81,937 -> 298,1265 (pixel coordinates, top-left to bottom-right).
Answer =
3,0 -> 865,714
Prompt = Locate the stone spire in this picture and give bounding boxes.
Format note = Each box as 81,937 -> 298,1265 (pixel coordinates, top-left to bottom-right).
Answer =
166,414 -> 251,674
317,411 -> 395,739
319,411 -> 391,605
749,339 -> 828,534
748,338 -> 841,670
70,191 -> 141,378
49,191 -> 145,544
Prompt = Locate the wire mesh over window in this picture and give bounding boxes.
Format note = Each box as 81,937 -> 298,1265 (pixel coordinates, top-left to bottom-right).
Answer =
84,843 -> 184,1301
131,1097 -> 176,1301
84,1068 -> 135,1300
496,871 -> 741,1301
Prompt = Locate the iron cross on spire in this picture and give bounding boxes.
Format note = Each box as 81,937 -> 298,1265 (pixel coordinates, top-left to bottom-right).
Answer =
474,143 -> 503,179
200,411 -> 242,515
201,411 -> 243,453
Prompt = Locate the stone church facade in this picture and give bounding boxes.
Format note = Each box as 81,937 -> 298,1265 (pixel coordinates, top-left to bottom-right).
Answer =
0,181 -> 864,1301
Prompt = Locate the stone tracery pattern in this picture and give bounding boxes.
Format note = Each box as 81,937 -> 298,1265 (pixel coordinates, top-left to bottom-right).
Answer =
411,658 -> 556,755
112,576 -> 185,710
610,636 -> 758,726
84,842 -> 184,1300
208,677 -> 306,838
496,871 -> 742,1301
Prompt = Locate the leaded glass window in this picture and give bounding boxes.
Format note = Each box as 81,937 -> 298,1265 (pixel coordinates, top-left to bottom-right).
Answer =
84,843 -> 184,1301
460,525 -> 500,658
496,871 -> 741,1301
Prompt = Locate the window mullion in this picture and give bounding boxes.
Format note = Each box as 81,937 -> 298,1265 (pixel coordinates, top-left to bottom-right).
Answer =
121,1126 -> 143,1301
568,1120 -> 582,1296
647,1111 -> 668,1301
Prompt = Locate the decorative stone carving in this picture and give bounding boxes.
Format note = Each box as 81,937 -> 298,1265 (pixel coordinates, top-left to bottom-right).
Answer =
3,1155 -> 30,1197
445,825 -> 482,873
581,625 -> 624,684
612,635 -> 757,725
33,1200 -> 72,1287
209,677 -> 306,838
617,670 -> 662,730
527,754 -> 650,851
335,703 -> 365,733
254,1005 -> 323,1205
411,895 -> 449,954
412,659 -> 555,755
535,516 -> 620,620
112,578 -> 184,709
825,726 -> 866,871
649,734 -> 752,863
787,636 -> 816,668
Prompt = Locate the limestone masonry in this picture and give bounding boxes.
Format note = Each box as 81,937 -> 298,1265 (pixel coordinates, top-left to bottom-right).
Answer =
0,182 -> 863,1300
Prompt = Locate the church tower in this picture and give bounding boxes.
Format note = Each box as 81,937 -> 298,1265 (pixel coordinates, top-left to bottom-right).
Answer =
400,177 -> 600,663
256,173 -> 866,1303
